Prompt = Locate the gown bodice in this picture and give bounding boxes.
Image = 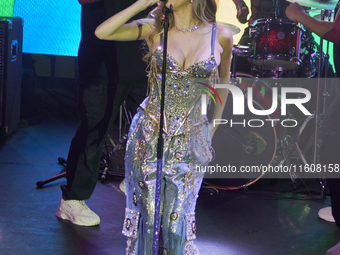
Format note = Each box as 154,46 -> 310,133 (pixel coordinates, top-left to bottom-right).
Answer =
143,23 -> 219,137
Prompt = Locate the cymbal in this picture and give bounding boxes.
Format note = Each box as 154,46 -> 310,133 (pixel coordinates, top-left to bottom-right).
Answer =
286,0 -> 337,10
313,13 -> 334,21
217,22 -> 241,35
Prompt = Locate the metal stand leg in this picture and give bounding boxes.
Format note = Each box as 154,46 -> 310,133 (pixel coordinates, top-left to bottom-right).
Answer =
36,101 -> 133,188
100,101 -> 132,182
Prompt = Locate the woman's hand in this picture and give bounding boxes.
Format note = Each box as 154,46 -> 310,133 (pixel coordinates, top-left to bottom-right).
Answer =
138,0 -> 160,9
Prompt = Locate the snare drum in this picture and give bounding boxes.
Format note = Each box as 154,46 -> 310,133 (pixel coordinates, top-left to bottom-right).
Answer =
249,18 -> 304,71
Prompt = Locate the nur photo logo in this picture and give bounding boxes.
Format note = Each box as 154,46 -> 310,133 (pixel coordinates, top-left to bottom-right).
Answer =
200,81 -> 313,128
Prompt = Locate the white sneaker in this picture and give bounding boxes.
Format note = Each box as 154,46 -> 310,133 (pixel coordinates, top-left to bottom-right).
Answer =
119,178 -> 126,195
56,197 -> 100,226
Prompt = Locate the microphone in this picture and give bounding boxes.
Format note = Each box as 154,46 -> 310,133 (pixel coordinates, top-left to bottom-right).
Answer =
161,2 -> 173,15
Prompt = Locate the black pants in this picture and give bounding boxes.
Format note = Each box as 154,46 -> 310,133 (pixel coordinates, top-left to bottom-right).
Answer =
320,93 -> 340,229
61,77 -> 147,200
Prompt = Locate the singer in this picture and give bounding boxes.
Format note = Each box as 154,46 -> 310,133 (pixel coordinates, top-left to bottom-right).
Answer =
96,0 -> 232,254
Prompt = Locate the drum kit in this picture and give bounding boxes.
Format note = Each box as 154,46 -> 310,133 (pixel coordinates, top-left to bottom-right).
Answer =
206,0 -> 338,190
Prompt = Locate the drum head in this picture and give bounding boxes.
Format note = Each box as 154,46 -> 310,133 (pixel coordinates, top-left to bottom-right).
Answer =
251,58 -> 301,70
205,76 -> 277,190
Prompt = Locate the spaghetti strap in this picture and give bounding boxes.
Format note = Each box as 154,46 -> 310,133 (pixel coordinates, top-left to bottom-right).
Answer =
211,23 -> 216,57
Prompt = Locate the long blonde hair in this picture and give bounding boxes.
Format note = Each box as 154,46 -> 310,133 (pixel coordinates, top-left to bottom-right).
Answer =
144,0 -> 217,62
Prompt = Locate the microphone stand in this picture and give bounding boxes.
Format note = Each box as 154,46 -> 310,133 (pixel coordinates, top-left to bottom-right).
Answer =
314,9 -> 332,199
153,4 -> 172,255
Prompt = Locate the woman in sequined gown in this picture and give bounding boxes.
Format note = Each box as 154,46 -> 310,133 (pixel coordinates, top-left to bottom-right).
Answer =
96,0 -> 232,254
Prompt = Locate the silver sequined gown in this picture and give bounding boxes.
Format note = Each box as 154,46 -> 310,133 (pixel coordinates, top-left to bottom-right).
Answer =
122,24 -> 218,255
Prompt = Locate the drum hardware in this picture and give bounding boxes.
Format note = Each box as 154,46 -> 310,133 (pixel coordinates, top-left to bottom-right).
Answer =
263,45 -> 269,54
247,8 -> 334,178
285,0 -> 336,170
205,74 -> 328,190
320,178 -> 327,199
216,4 -> 334,190
286,0 -> 337,10
248,36 -> 317,78
312,9 -> 333,168
205,75 -> 278,190
265,22 -> 271,35
317,8 -> 335,208
309,9 -> 335,200
306,8 -> 335,13
231,47 -> 238,78
216,123 -> 266,156
290,26 -> 297,36
36,101 -> 132,188
231,44 -> 253,78
319,10 -> 333,114
278,114 -> 316,166
250,26 -> 260,41
313,12 -> 334,21
276,143 -> 299,183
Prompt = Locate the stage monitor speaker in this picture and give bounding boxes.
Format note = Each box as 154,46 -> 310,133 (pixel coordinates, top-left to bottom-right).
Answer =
0,17 -> 23,137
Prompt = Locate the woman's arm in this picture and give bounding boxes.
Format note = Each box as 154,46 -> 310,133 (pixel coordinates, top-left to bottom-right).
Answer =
95,0 -> 158,41
209,26 -> 233,138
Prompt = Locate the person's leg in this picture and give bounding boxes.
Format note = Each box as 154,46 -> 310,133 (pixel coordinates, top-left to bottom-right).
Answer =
62,82 -> 119,199
57,82 -> 122,226
319,100 -> 340,254
327,179 -> 340,228
333,44 -> 340,78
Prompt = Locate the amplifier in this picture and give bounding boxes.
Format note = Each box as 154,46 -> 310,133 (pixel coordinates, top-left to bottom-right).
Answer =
0,17 -> 23,137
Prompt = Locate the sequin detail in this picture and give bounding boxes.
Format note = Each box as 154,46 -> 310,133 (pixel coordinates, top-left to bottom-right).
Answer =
138,180 -> 145,189
133,140 -> 146,170
123,24 -> 217,255
184,241 -> 200,255
185,213 -> 197,241
170,212 -> 179,221
122,209 -> 140,239
126,238 -> 137,255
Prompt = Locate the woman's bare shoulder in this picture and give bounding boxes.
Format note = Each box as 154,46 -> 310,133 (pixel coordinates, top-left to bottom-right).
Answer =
216,23 -> 233,47
215,22 -> 233,42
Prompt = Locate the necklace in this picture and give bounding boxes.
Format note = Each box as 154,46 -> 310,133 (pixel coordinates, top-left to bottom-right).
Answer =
175,25 -> 199,32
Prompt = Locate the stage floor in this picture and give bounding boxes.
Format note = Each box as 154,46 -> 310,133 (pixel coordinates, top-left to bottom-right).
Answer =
0,103 -> 339,255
